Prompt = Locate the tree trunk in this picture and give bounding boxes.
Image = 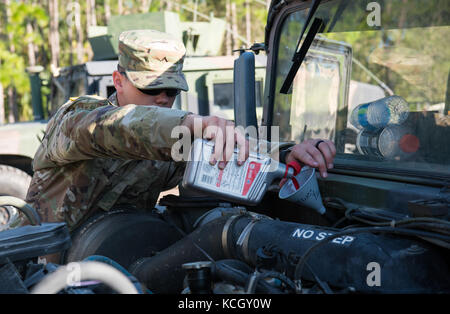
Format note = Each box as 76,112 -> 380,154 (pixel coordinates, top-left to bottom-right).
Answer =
7,88 -> 18,123
193,0 -> 198,22
5,0 -> 18,122
4,0 -> 15,54
88,0 -> 97,28
245,0 -> 251,46
225,0 -> 232,55
26,2 -> 37,68
86,0 -> 91,28
68,18 -> 74,66
141,0 -> 152,13
118,0 -> 123,15
0,83 -> 4,125
173,0 -> 181,12
72,1 -> 83,64
166,0 -> 173,11
398,0 -> 407,28
231,2 -> 239,54
104,0 -> 111,22
49,0 -> 60,73
0,9 -> 3,124
85,0 -> 96,60
92,0 -> 98,26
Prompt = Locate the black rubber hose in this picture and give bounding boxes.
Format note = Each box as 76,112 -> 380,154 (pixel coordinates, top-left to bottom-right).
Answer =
131,214 -> 450,294
294,226 -> 450,281
129,216 -> 232,294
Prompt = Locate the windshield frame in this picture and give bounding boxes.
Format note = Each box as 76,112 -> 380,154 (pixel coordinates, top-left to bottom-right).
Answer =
263,0 -> 450,186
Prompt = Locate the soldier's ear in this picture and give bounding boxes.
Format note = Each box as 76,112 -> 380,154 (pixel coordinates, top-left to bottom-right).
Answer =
113,71 -> 125,93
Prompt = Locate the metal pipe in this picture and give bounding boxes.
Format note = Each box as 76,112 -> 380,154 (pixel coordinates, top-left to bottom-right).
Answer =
31,261 -> 138,294
0,196 -> 41,226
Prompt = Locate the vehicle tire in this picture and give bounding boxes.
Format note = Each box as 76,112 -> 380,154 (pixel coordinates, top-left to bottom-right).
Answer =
0,165 -> 32,199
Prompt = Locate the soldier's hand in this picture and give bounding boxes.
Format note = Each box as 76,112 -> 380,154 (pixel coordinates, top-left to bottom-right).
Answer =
182,114 -> 249,169
284,139 -> 336,178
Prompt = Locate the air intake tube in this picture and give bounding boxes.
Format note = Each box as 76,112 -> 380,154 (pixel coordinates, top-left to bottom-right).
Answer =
130,213 -> 450,294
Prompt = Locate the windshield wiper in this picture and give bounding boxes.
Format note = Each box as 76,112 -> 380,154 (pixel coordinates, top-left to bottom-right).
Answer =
280,18 -> 324,94
280,0 -> 323,94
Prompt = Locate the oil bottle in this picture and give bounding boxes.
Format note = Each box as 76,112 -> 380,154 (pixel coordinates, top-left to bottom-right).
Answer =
182,139 -> 301,205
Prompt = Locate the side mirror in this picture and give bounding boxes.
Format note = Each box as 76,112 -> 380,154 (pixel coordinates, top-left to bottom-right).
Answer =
233,51 -> 258,133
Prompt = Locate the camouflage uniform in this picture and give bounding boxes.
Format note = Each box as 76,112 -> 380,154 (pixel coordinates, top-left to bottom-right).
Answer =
25,30 -> 190,231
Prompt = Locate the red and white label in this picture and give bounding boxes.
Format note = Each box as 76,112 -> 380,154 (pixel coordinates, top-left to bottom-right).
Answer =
216,170 -> 224,187
242,162 -> 261,196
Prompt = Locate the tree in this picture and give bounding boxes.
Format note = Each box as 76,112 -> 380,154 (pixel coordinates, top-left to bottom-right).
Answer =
231,1 -> 238,53
245,0 -> 251,45
0,0 -> 48,122
118,0 -> 123,14
104,0 -> 111,22
48,0 -> 60,73
225,0 -> 232,55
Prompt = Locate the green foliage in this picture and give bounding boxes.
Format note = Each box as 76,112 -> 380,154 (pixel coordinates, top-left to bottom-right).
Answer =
0,47 -> 27,92
0,2 -> 49,121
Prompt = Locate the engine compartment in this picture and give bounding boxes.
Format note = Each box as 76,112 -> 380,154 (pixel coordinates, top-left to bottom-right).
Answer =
0,173 -> 449,295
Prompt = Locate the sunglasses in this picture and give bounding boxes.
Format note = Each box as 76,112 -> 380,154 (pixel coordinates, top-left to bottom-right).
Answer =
119,72 -> 180,97
138,88 -> 181,97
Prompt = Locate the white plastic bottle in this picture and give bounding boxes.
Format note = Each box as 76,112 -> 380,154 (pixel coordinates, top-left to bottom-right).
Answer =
350,95 -> 409,131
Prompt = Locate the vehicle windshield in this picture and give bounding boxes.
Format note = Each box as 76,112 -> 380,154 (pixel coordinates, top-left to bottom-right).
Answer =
272,0 -> 449,182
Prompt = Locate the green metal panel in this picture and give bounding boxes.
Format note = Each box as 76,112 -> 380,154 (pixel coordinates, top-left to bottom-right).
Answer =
0,121 -> 47,159
88,25 -> 116,61
89,12 -> 183,61
180,55 -> 267,120
181,18 -> 226,56
26,66 -> 45,120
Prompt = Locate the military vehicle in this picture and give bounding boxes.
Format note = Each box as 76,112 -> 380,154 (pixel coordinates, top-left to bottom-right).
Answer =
0,11 -> 267,200
0,0 -> 449,295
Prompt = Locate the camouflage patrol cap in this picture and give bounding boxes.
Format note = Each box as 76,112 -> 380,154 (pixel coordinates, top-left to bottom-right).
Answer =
118,29 -> 188,91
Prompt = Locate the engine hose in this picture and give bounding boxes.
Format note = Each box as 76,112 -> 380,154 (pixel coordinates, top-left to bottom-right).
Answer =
130,213 -> 450,294
31,261 -> 138,294
293,226 -> 450,284
129,216 -> 231,294
0,196 -> 41,226
238,217 -> 450,293
83,255 -> 149,294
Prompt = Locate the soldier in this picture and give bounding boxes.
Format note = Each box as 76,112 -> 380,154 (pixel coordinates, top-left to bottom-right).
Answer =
25,29 -> 335,259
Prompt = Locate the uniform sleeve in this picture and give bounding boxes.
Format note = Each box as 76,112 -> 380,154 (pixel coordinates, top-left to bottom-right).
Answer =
38,99 -> 191,167
162,161 -> 186,191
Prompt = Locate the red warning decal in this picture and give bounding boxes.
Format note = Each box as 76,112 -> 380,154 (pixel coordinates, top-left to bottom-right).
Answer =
216,169 -> 224,187
242,162 -> 261,196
